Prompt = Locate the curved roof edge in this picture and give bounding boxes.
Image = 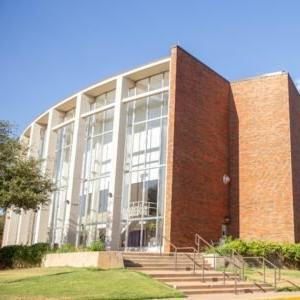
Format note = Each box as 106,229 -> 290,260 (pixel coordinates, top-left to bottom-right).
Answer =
21,55 -> 171,137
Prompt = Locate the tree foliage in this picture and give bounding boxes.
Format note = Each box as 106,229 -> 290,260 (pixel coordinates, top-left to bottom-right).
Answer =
0,120 -> 54,211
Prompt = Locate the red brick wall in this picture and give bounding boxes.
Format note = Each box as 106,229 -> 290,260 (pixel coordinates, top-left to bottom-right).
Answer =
230,74 -> 295,242
164,47 -> 231,250
288,77 -> 300,242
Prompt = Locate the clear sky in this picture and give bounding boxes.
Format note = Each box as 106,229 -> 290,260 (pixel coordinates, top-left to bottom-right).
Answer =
1,0 -> 300,135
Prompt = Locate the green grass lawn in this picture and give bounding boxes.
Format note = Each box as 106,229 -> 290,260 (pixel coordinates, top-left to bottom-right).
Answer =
0,267 -> 183,300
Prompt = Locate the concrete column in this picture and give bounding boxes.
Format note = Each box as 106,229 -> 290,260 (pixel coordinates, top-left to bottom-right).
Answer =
35,109 -> 61,243
105,76 -> 129,250
16,124 -> 39,245
1,209 -> 18,246
63,94 -> 90,244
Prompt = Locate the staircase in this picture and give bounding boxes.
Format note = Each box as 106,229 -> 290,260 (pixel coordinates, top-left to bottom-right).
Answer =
123,252 -> 274,295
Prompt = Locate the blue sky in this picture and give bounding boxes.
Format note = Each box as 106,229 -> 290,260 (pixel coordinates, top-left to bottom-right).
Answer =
1,0 -> 300,135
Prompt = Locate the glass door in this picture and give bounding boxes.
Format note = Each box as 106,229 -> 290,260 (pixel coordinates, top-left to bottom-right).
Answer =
124,171 -> 162,251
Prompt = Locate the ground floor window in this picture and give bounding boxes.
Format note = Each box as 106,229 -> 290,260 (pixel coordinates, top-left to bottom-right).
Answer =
120,167 -> 165,250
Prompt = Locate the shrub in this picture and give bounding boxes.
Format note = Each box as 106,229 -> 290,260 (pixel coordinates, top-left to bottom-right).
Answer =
87,240 -> 105,251
213,238 -> 300,269
55,243 -> 77,253
0,243 -> 49,269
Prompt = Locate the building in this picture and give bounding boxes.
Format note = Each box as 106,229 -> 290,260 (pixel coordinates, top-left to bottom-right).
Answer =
2,46 -> 300,252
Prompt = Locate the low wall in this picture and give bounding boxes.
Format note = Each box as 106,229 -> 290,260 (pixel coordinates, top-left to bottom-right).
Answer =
43,251 -> 124,269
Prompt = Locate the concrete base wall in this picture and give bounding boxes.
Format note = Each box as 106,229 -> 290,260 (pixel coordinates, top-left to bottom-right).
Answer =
43,251 -> 124,269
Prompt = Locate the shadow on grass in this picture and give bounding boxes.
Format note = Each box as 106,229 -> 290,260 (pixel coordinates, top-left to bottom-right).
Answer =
4,270 -> 76,284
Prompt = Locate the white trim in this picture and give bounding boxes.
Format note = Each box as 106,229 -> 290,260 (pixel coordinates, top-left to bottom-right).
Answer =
20,57 -> 170,137
52,118 -> 75,131
122,87 -> 169,103
81,103 -> 115,119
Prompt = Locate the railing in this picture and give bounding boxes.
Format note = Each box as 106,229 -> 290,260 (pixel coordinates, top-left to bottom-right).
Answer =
195,233 -> 214,252
195,233 -> 281,289
195,234 -> 249,293
161,236 -> 202,273
242,256 -> 281,288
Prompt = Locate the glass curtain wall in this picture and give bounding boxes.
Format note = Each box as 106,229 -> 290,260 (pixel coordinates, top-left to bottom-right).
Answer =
51,122 -> 74,245
121,72 -> 169,251
31,126 -> 47,244
77,92 -> 115,246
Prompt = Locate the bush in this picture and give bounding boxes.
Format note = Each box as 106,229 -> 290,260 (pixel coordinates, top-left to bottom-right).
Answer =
0,243 -> 49,269
87,240 -> 105,251
54,243 -> 77,253
213,238 -> 300,269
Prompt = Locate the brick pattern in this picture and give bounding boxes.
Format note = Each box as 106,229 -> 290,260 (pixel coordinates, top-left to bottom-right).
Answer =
230,74 -> 295,242
288,77 -> 300,242
164,47 -> 231,250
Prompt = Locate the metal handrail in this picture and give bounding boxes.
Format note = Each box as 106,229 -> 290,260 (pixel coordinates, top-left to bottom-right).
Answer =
161,236 -> 203,273
195,233 -> 214,252
242,256 -> 281,288
195,233 -> 243,293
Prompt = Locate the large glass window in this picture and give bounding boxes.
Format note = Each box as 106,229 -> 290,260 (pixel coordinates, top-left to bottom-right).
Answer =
90,90 -> 116,110
128,72 -> 169,97
121,82 -> 168,250
51,122 -> 74,245
63,108 -> 75,122
77,108 -> 114,246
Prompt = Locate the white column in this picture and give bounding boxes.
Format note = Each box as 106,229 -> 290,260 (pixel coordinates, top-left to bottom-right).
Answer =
35,109 -> 61,243
105,76 -> 128,250
63,94 -> 90,244
16,124 -> 39,245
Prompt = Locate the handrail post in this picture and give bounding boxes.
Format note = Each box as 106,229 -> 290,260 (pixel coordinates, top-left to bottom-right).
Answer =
214,253 -> 216,271
234,264 -> 237,294
263,258 -> 266,283
223,258 -> 225,285
193,250 -> 196,273
274,269 -> 277,289
242,261 -> 245,281
202,255 -> 205,282
175,248 -> 177,270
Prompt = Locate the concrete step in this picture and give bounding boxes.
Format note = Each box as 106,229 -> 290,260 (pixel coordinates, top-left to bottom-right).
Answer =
123,257 -> 199,261
170,282 -> 272,289
150,272 -> 235,278
123,256 -> 203,260
181,286 -> 274,295
127,266 -> 213,271
123,253 -> 200,258
156,276 -> 239,282
124,262 -> 210,267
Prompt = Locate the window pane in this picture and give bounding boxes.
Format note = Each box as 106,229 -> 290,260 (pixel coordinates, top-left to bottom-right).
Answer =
136,78 -> 148,94
162,92 -> 168,116
106,90 -> 115,105
128,87 -> 135,97
163,72 -> 169,87
149,74 -> 163,91
95,94 -> 106,108
134,99 -> 146,122
104,109 -> 114,132
148,94 -> 162,120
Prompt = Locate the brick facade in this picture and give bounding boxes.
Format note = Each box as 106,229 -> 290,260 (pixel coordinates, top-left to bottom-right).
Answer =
165,47 -> 300,249
230,74 -> 295,242
164,47 -> 231,250
288,77 -> 300,242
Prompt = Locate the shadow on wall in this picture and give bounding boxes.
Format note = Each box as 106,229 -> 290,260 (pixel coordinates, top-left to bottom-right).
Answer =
228,89 -> 240,238
288,77 -> 300,243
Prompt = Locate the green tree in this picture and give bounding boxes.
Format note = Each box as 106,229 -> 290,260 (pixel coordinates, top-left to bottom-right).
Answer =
0,214 -> 4,245
0,120 -> 54,211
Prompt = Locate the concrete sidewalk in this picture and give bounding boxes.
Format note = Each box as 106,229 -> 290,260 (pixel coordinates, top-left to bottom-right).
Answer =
185,291 -> 300,300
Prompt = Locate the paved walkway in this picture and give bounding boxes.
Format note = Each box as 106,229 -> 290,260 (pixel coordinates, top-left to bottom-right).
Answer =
185,291 -> 300,300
